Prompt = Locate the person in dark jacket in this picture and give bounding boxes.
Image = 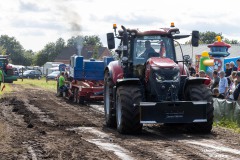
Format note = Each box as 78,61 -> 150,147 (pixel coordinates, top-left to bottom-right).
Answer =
233,71 -> 240,100
211,70 -> 220,91
212,88 -> 225,99
225,63 -> 231,77
188,63 -> 196,76
230,61 -> 238,73
139,40 -> 158,59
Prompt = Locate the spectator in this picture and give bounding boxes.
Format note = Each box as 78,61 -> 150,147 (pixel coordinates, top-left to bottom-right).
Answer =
199,70 -> 212,87
237,58 -> 240,71
228,79 -> 238,100
225,63 -> 231,77
228,71 -> 237,92
218,71 -> 228,98
211,70 -> 220,91
233,71 -> 240,100
230,61 -> 237,73
188,63 -> 196,76
212,88 -> 225,99
229,71 -> 237,82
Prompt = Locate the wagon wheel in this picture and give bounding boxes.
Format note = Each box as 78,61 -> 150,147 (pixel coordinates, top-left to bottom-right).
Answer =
73,88 -> 79,103
77,96 -> 84,105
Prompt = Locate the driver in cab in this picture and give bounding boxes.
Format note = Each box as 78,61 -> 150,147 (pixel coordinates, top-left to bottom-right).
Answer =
139,40 -> 159,59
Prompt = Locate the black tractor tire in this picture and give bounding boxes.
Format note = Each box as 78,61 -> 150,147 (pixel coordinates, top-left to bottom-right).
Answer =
185,84 -> 214,133
104,71 -> 116,128
116,85 -> 143,134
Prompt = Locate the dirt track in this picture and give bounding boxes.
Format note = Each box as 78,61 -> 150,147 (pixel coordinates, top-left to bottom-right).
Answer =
0,84 -> 240,160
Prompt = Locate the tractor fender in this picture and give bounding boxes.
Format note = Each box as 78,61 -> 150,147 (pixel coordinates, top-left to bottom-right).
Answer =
183,77 -> 209,94
116,78 -> 141,88
104,60 -> 123,85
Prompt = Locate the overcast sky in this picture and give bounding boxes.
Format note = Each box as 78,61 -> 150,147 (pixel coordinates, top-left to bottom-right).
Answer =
0,0 -> 239,52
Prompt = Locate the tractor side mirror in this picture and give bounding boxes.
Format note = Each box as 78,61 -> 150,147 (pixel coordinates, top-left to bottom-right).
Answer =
107,33 -> 115,49
191,30 -> 199,47
183,55 -> 190,61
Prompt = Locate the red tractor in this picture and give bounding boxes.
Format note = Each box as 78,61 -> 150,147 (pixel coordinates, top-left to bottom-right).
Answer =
104,23 -> 213,134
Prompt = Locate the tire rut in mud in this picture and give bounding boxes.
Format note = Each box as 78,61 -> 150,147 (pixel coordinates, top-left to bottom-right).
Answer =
0,92 -> 118,160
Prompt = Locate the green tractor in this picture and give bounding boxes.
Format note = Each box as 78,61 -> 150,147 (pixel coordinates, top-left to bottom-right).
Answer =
0,55 -> 18,83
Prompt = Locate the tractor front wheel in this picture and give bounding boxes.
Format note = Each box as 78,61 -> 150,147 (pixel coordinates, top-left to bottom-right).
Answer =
185,84 -> 214,133
104,71 -> 116,128
116,85 -> 142,134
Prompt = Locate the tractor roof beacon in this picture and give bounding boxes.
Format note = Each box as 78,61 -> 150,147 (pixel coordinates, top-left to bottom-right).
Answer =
104,23 -> 213,134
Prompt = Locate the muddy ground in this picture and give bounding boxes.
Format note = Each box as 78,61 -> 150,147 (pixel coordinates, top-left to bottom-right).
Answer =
0,84 -> 240,160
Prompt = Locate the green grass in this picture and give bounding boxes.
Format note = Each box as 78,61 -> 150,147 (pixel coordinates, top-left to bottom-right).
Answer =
14,78 -> 57,92
214,118 -> 240,133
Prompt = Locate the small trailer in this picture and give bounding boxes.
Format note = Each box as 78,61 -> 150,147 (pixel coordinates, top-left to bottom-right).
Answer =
69,56 -> 113,104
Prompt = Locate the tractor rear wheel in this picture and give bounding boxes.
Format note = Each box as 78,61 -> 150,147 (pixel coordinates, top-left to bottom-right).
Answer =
185,84 -> 214,133
104,71 -> 116,127
116,85 -> 142,134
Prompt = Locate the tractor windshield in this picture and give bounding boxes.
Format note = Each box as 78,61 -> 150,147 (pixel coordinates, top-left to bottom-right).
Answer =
133,36 -> 175,65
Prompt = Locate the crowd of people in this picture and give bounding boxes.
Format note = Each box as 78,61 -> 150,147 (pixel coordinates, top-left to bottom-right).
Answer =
188,58 -> 240,101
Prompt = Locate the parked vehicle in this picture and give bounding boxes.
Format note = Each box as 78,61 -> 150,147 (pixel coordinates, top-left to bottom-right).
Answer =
46,71 -> 60,81
20,70 -> 42,79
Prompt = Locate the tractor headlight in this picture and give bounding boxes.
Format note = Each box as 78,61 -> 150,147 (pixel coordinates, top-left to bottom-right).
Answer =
173,68 -> 180,81
173,72 -> 180,81
155,73 -> 164,82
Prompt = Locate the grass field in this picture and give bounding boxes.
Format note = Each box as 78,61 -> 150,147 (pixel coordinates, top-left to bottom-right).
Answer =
0,78 -> 57,97
14,78 -> 57,91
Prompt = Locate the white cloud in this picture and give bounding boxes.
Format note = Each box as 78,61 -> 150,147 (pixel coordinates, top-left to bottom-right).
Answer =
0,0 -> 239,52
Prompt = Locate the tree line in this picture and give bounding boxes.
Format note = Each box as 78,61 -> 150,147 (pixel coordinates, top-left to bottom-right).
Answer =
0,31 -> 239,66
0,35 -> 103,66
185,31 -> 239,45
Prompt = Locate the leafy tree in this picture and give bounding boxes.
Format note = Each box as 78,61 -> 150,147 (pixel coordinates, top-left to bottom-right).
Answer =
83,35 -> 103,59
0,45 -> 7,55
185,31 -> 239,45
223,38 -> 239,44
22,50 -> 34,66
83,35 -> 103,47
55,38 -> 65,54
0,35 -> 25,64
34,51 -> 48,66
199,31 -> 223,44
67,35 -> 84,48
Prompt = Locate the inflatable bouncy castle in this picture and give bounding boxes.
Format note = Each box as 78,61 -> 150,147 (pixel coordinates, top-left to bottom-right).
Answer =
208,36 -> 231,72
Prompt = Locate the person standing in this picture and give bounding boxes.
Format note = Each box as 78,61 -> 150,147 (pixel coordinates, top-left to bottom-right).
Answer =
230,61 -> 237,73
211,70 -> 220,91
199,70 -> 212,87
218,71 -> 228,98
237,58 -> 240,71
58,72 -> 72,97
233,72 -> 240,100
225,63 -> 231,77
